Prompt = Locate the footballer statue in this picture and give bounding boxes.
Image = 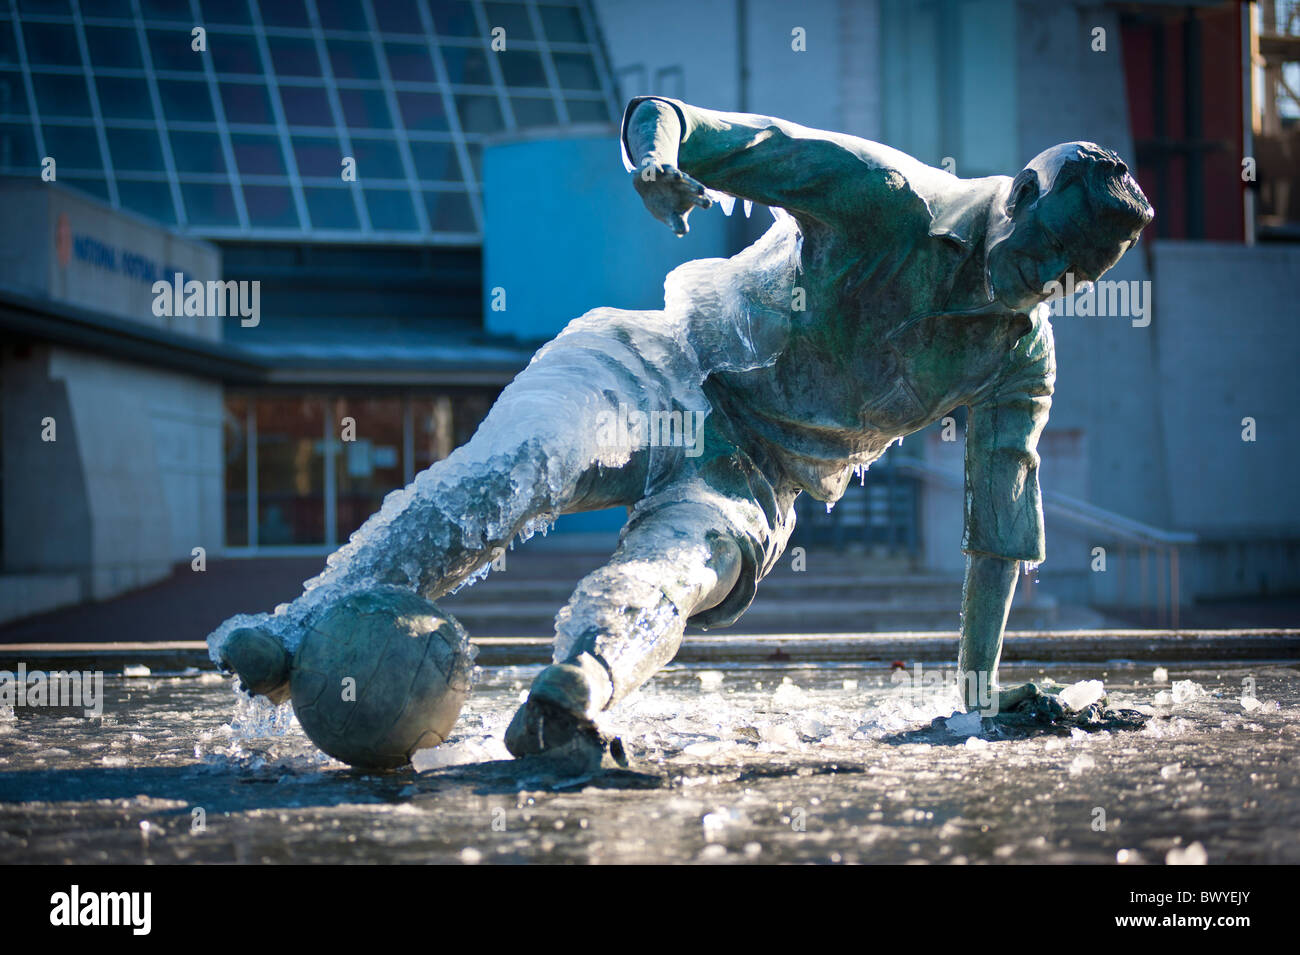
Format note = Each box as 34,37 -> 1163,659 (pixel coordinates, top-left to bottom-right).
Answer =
210,96 -> 1153,771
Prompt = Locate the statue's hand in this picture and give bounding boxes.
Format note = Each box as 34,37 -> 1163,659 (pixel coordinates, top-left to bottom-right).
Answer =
632,159 -> 712,236
973,681 -> 1070,716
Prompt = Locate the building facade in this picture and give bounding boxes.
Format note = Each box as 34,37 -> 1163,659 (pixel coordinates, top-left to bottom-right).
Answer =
1,0 -> 1297,625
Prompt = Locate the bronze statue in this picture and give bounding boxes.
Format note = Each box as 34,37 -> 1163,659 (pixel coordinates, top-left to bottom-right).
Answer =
212,96 -> 1153,769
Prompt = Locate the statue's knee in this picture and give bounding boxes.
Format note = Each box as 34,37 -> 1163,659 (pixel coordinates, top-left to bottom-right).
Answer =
698,534 -> 743,614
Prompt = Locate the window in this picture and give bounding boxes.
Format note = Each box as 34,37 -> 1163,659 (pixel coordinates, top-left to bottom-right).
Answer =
170,130 -> 226,174
98,76 -> 157,121
1121,4 -> 1246,240
1253,0 -> 1300,238
157,79 -> 215,122
0,0 -> 614,240
180,181 -> 240,225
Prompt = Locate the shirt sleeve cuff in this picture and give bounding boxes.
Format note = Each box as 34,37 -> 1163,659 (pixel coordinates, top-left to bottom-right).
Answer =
619,96 -> 689,172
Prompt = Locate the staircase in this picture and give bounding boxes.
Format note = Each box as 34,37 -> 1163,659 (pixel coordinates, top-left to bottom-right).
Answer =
436,551 -> 1064,636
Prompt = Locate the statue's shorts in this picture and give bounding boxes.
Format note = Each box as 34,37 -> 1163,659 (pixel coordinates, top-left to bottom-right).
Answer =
536,307 -> 801,629
622,408 -> 800,629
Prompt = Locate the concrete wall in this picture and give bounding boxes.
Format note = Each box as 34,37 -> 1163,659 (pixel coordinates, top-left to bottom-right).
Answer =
0,183 -> 225,623
595,0 -> 868,132
0,180 -> 221,340
881,0 -> 1019,178
1149,241 -> 1300,536
1,343 -> 224,621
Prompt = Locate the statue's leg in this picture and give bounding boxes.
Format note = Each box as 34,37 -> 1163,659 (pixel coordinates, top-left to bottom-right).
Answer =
504,500 -> 746,759
212,333 -> 654,678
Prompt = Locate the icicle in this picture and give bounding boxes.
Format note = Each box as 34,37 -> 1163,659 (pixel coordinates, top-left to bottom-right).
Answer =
705,188 -> 736,216
743,199 -> 753,218
449,561 -> 493,595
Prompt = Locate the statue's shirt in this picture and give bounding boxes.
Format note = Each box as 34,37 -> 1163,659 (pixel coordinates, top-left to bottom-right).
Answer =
618,97 -> 1056,564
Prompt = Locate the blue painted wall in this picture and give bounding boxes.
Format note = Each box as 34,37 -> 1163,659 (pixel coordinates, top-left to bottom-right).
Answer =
482,130 -> 731,341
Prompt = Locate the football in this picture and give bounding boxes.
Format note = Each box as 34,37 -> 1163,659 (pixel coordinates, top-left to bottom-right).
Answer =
290,589 -> 474,770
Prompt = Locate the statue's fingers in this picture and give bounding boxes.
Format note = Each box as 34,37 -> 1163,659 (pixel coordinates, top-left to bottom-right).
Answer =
690,190 -> 712,209
669,210 -> 688,236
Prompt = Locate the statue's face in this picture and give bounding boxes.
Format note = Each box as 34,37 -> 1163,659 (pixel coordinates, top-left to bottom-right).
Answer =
988,179 -> 1136,311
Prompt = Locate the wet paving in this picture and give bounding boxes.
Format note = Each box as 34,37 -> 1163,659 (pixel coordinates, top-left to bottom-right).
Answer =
1,660 -> 1297,864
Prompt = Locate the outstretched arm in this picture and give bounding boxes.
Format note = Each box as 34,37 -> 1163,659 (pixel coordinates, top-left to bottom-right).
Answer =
621,95 -> 896,232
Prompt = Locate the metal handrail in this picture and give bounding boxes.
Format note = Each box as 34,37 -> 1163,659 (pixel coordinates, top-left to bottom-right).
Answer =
895,459 -> 1196,546
895,459 -> 1195,626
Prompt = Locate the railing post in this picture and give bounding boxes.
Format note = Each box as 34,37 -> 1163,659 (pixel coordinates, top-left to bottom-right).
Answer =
1157,545 -> 1167,626
1140,546 -> 1150,625
1170,546 -> 1181,629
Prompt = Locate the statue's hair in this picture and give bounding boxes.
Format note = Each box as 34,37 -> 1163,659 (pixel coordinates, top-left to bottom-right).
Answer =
1010,141 -> 1155,240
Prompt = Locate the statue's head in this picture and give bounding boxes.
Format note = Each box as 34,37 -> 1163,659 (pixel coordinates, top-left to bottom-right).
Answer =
987,142 -> 1154,311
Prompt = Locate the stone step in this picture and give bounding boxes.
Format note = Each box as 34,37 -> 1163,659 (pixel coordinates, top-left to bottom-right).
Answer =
441,574 -> 969,604
437,594 -> 1059,635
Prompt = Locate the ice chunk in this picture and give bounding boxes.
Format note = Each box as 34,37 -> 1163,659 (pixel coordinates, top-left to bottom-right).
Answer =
1240,695 -> 1262,713
681,740 -> 735,758
123,664 -> 151,678
1153,690 -> 1173,706
1171,680 -> 1205,704
772,677 -> 805,706
797,718 -> 831,741
1059,680 -> 1105,711
1159,762 -> 1181,779
1152,666 -> 1169,683
696,670 -> 724,691
1165,842 -> 1208,865
758,723 -> 800,748
1068,754 -> 1096,776
964,735 -> 989,750
459,847 -> 483,864
945,710 -> 983,737
411,737 -> 505,771
702,807 -> 743,842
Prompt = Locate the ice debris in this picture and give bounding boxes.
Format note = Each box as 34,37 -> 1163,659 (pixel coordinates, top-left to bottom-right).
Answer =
945,710 -> 983,737
1059,680 -> 1105,711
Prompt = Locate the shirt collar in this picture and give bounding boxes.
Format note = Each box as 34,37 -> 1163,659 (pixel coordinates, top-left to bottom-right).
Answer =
923,176 -> 1013,307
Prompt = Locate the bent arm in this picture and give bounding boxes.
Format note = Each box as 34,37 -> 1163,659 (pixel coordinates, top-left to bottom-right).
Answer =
621,95 -> 893,226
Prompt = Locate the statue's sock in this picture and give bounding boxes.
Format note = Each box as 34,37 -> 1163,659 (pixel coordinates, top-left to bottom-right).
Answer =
221,627 -> 292,704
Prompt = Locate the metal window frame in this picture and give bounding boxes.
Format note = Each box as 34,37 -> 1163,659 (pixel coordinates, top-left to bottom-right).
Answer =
2,0 -> 622,242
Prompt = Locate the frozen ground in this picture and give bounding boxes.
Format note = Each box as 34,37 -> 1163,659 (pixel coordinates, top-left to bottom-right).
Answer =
0,661 -> 1297,864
